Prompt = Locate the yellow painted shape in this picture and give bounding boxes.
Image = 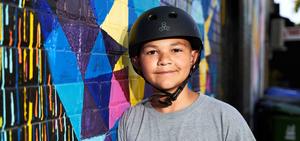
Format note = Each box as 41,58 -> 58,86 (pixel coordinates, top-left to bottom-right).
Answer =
0,116 -> 2,128
24,88 -> 27,120
113,55 -> 129,72
23,9 -> 27,42
22,0 -> 25,8
23,49 -> 27,81
129,64 -> 145,106
40,86 -> 44,120
203,0 -> 218,57
100,0 -> 128,47
199,58 -> 209,93
28,102 -> 33,141
204,14 -> 212,57
0,4 -> 3,43
9,130 -> 12,141
29,12 -> 33,80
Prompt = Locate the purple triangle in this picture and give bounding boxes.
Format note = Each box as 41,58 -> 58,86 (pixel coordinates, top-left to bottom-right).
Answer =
81,85 -> 108,138
57,0 -> 98,78
101,30 -> 127,69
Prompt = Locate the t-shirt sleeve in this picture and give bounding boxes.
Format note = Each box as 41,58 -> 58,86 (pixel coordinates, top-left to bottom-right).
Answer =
117,110 -> 129,141
223,106 -> 256,141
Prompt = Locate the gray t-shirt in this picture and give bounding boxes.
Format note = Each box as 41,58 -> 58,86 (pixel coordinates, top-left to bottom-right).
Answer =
118,94 -> 256,141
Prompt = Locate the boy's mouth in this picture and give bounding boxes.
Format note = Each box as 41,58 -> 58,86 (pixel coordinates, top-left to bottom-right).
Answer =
155,70 -> 177,74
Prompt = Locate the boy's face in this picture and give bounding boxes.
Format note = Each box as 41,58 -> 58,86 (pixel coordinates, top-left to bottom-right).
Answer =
133,38 -> 199,93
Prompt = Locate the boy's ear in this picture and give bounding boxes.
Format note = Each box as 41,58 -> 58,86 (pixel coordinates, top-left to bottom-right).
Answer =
191,50 -> 200,64
131,56 -> 141,69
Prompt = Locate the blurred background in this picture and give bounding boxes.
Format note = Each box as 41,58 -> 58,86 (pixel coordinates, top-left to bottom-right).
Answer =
0,0 -> 299,141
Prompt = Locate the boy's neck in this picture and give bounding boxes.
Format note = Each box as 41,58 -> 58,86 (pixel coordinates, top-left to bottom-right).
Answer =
152,88 -> 199,113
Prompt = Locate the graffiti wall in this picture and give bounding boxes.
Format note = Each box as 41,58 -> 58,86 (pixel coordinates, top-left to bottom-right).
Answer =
0,0 -> 221,140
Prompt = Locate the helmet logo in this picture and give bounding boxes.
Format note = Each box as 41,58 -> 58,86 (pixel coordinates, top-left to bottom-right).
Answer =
159,22 -> 170,32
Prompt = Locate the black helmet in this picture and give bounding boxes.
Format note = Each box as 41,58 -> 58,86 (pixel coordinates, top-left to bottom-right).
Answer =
129,6 -> 203,61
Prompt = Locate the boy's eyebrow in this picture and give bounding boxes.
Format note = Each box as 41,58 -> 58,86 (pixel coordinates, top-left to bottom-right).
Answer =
170,41 -> 187,46
144,41 -> 187,47
142,44 -> 157,48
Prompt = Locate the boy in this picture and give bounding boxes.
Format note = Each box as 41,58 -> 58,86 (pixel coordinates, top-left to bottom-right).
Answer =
118,6 -> 256,141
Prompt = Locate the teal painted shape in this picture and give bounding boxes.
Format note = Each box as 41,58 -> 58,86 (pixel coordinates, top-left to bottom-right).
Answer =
85,32 -> 112,79
44,24 -> 83,139
191,0 -> 205,58
55,82 -> 84,140
82,134 -> 105,141
131,0 -> 159,16
191,0 -> 205,25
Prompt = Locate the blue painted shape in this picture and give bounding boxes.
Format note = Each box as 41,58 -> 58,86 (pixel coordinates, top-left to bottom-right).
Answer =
129,0 -> 159,29
85,33 -> 112,79
44,24 -> 83,139
201,0 -> 211,20
90,0 -> 114,25
106,119 -> 119,141
44,24 -> 71,51
131,0 -> 159,13
85,72 -> 112,109
34,0 -> 56,40
85,73 -> 112,125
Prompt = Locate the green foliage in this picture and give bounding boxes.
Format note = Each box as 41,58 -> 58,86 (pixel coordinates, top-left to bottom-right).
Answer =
295,0 -> 300,12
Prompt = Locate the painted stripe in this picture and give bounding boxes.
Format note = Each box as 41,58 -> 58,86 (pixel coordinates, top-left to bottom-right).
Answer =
0,3 -> 3,45
35,90 -> 38,117
1,48 -> 6,131
63,114 -> 67,141
39,49 -> 42,84
23,49 -> 27,81
28,102 -> 33,141
40,86 -> 44,120
38,86 -> 41,119
3,131 -> 7,141
23,9 -> 26,42
5,5 -> 8,25
1,90 -> 5,131
10,92 -> 15,126
4,47 -> 7,69
54,88 -> 57,117
9,30 -> 13,46
29,12 -> 33,80
22,0 -> 25,7
18,0 -> 22,8
9,48 -> 12,73
56,120 -> 59,141
18,17 -> 22,63
24,88 -> 27,121
9,130 -> 12,141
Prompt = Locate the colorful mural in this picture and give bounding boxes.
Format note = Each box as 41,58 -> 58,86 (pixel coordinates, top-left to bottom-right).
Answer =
0,0 -> 221,140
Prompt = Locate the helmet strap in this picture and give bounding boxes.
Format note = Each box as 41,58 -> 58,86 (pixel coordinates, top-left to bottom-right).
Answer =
146,65 -> 195,107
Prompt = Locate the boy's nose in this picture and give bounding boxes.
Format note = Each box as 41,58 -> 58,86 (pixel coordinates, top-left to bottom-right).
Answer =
157,53 -> 172,66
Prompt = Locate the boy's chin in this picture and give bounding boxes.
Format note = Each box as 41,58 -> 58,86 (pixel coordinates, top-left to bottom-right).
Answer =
153,87 -> 178,94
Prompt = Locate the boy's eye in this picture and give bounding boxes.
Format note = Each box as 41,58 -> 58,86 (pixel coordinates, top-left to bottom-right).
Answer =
146,50 -> 157,55
172,48 -> 183,53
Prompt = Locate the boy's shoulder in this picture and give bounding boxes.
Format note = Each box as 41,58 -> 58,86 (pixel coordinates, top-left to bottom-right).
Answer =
198,94 -> 244,118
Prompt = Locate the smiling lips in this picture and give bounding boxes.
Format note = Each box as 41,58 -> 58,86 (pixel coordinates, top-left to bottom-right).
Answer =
155,70 -> 177,75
